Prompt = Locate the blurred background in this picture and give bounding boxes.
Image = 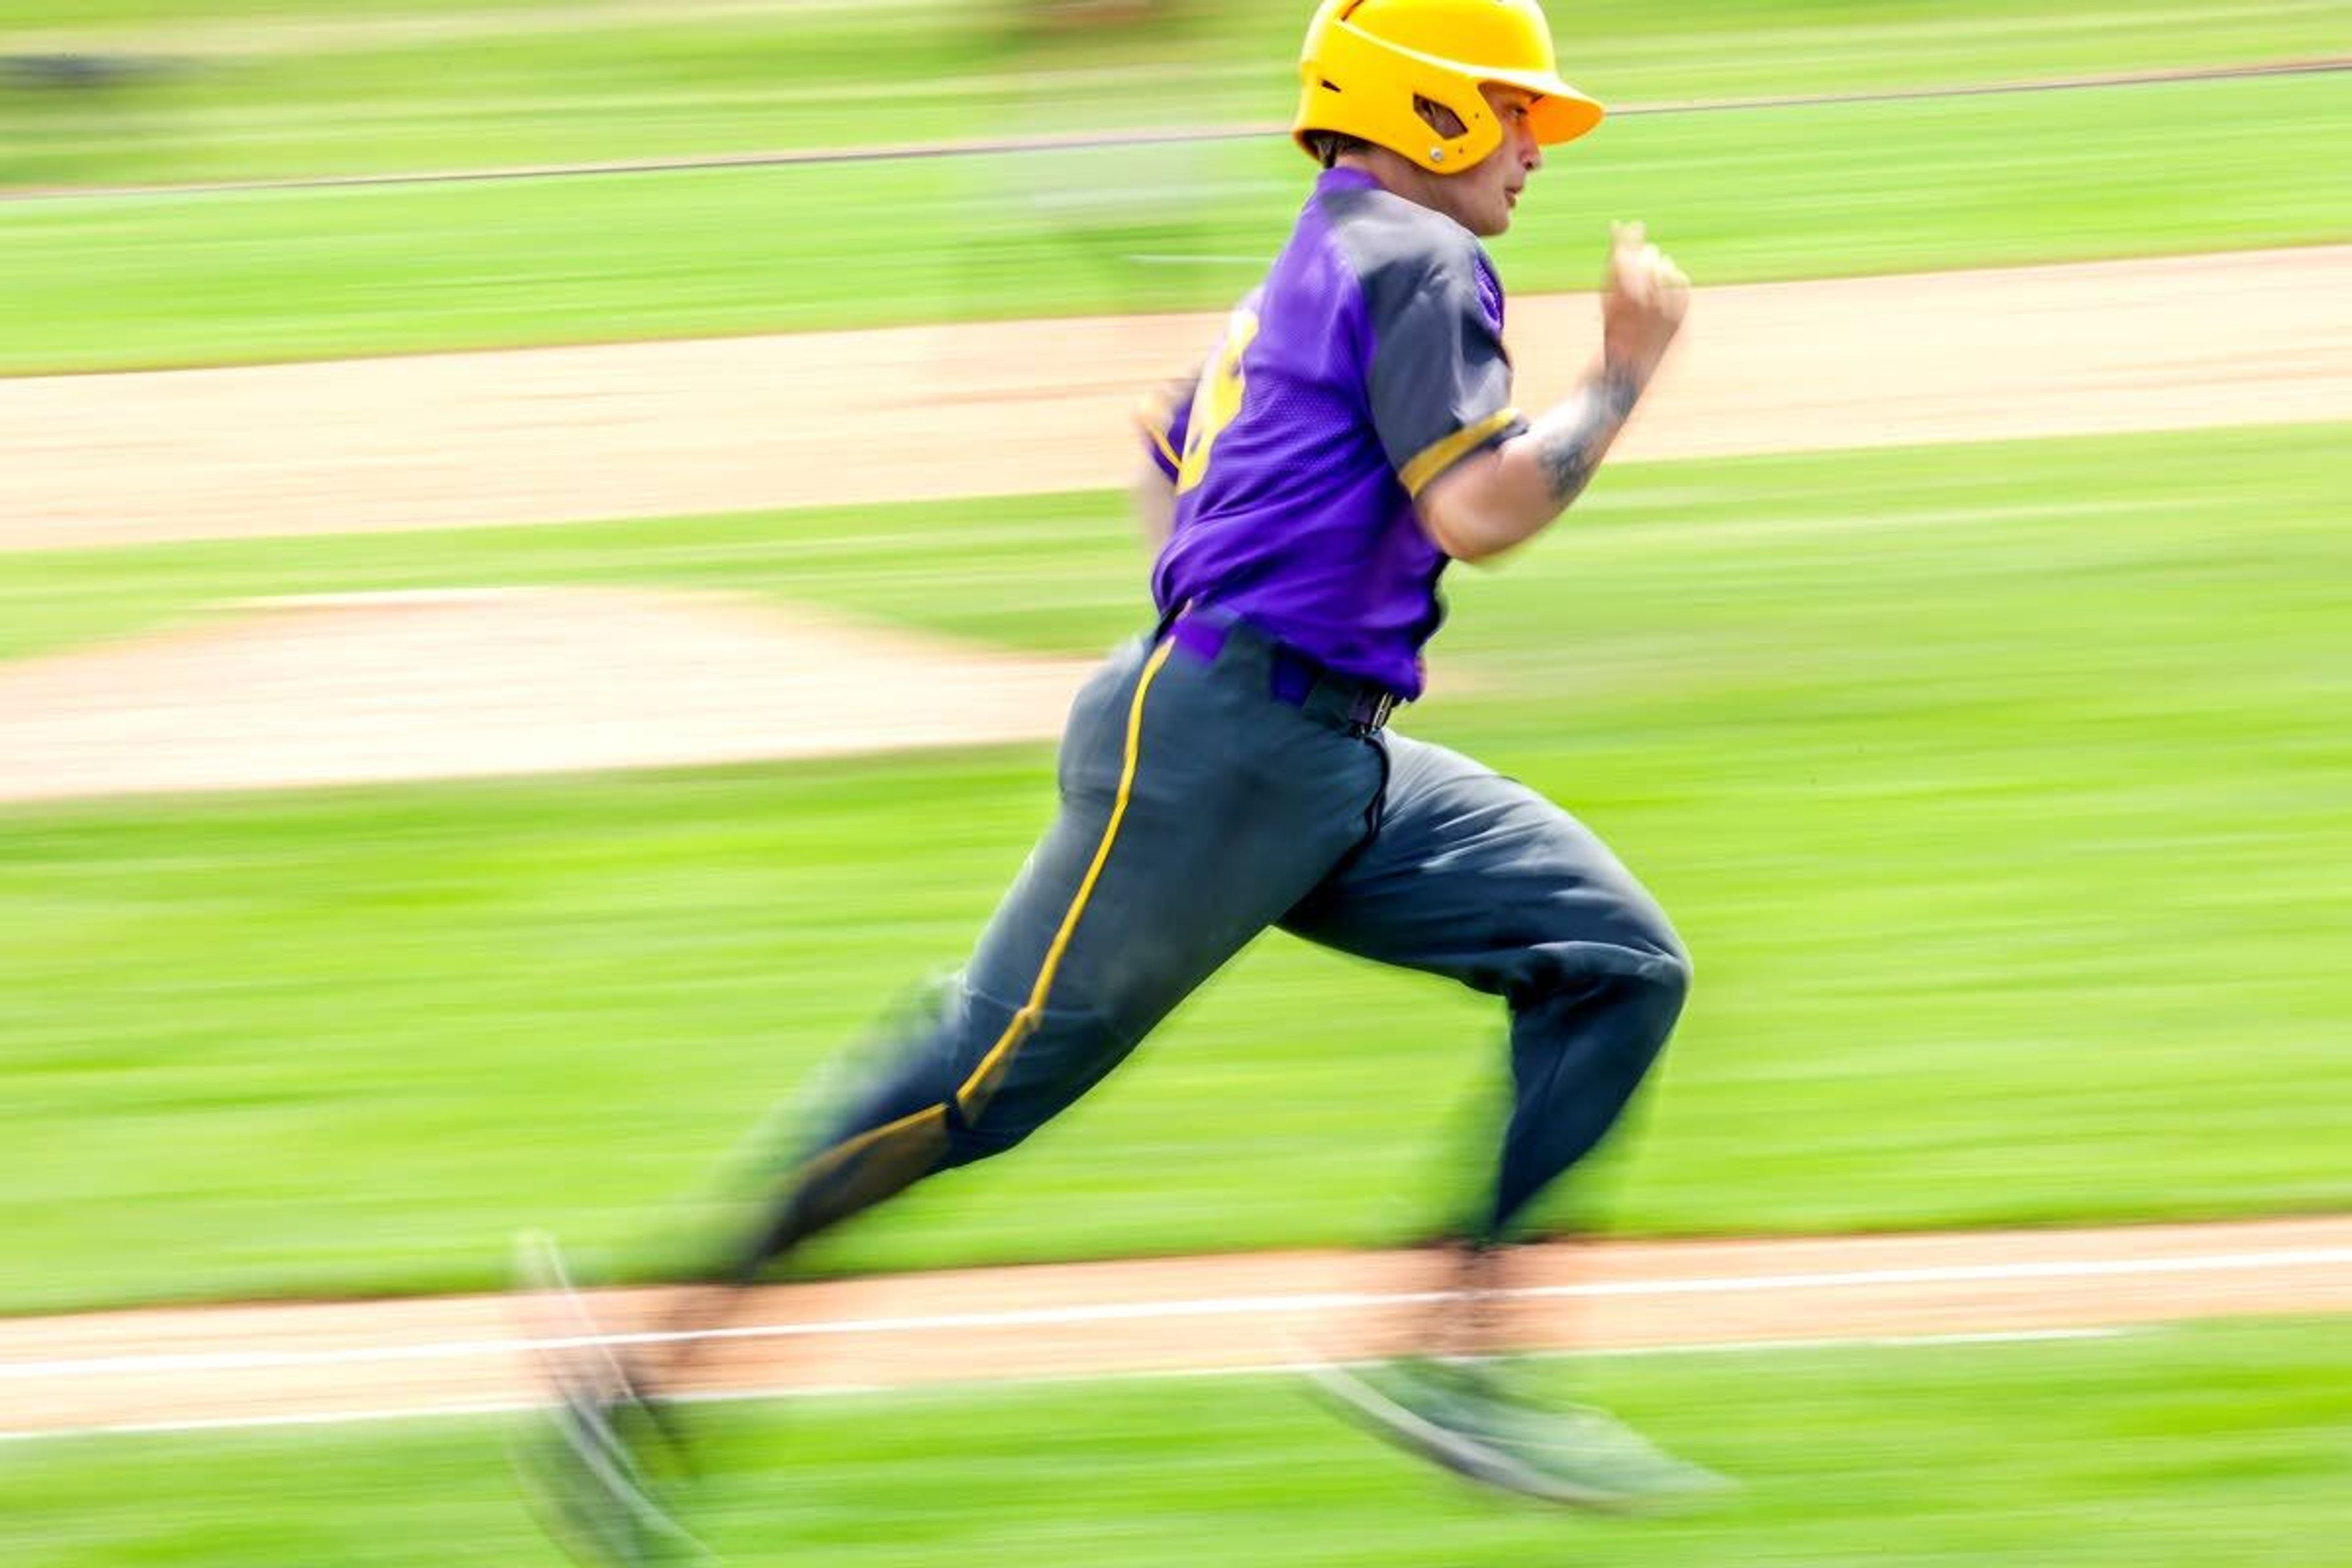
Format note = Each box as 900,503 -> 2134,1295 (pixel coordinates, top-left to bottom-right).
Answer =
1,1 -> 2347,1563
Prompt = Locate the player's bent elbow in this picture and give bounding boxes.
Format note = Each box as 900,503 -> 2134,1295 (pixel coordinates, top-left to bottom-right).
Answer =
1417,484 -> 1497,562
1415,453 -> 1547,564
1417,500 -> 1521,565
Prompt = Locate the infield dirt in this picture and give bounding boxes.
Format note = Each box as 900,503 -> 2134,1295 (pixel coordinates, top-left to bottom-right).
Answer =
5,247 -> 2346,554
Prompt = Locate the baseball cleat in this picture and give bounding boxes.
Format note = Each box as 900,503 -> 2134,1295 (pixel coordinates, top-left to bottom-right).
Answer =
1300,1352 -> 1735,1513
510,1231 -> 713,1566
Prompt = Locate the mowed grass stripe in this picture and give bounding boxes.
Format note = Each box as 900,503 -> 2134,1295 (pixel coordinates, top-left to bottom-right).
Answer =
0,423 -> 2337,664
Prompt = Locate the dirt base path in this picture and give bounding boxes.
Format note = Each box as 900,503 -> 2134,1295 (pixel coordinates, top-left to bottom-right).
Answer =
6,247 -> 2347,554
6,1216 -> 2345,1439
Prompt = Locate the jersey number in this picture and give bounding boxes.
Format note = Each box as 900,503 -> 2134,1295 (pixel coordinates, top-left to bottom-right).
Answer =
1175,307 -> 1261,497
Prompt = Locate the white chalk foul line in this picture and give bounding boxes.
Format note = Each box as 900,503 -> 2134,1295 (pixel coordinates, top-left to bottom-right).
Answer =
4,1247 -> 2343,1382
0,1328 -> 2131,1444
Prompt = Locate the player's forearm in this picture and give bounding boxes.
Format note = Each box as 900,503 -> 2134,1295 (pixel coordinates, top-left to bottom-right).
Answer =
1419,362 -> 1644,563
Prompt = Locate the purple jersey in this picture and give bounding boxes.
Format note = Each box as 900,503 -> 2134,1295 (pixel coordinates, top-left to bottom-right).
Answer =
1143,167 -> 1526,699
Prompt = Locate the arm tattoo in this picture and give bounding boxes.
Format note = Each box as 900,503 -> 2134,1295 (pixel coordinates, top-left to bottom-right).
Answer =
1532,366 -> 1642,507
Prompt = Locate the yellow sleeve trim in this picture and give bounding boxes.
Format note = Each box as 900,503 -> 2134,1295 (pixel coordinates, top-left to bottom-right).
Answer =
1139,415 -> 1181,473
1398,407 -> 1522,497
1133,394 -> 1182,474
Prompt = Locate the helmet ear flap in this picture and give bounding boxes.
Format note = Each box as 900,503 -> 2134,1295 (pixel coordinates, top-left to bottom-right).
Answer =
1411,91 -> 1488,168
1413,94 -> 1467,138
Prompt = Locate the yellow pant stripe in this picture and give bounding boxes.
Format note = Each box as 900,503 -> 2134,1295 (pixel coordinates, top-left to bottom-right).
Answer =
955,635 -> 1178,1118
793,1102 -> 946,1187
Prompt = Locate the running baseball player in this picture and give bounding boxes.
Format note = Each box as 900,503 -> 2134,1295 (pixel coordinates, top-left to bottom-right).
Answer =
522,1 -> 1713,1554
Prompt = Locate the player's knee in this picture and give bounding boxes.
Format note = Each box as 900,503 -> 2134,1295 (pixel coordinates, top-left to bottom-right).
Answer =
1590,958 -> 1686,1081
1635,944 -> 1691,1041
946,1109 -> 1044,1164
1608,886 -> 1692,1017
1647,932 -> 1692,1006
1518,906 -> 1691,1016
1515,924 -> 1689,1067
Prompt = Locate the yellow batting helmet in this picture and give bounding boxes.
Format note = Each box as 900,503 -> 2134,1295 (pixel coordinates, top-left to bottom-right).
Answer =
1293,0 -> 1604,173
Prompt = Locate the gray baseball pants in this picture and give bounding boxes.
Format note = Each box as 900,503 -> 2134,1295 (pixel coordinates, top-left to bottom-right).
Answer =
741,608 -> 1690,1268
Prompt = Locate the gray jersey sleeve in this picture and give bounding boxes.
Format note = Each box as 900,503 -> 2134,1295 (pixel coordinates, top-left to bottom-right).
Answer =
1361,238 -> 1527,497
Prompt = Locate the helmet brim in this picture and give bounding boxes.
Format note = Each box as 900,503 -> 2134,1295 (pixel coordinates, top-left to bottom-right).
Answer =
1486,72 -> 1605,146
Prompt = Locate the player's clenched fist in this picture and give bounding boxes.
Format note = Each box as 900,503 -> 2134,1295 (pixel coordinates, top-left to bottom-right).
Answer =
1601,221 -> 1689,386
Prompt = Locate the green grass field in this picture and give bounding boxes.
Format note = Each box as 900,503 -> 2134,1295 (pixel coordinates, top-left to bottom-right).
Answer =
5,69 -> 2346,372
4,1321 -> 2345,1565
4,0 -> 2345,187
6,424 -> 2346,1315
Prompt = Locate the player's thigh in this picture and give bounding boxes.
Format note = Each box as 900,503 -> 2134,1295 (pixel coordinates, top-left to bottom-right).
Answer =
1281,733 -> 1687,994
963,635 -> 1385,1058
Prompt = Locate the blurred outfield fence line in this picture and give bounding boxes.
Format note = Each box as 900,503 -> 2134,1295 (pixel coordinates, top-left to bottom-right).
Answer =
5,55 -> 2343,202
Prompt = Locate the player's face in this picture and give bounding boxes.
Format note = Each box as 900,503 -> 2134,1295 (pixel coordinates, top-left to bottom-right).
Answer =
1450,85 -> 1545,238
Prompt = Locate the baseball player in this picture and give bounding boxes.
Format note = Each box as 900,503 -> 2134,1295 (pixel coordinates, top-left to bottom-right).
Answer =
522,1 -> 1714,1555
